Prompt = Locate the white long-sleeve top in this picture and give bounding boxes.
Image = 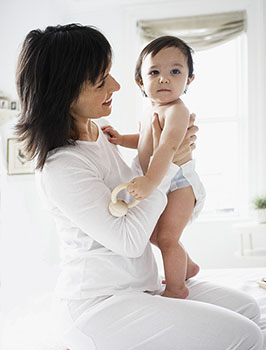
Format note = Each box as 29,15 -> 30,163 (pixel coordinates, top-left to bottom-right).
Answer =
35,119 -> 205,300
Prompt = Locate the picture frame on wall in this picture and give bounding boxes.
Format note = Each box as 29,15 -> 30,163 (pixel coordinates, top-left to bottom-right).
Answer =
0,99 -> 9,109
7,138 -> 35,175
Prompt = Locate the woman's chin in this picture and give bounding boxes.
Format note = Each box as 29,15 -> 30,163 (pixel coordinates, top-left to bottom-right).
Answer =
102,105 -> 112,116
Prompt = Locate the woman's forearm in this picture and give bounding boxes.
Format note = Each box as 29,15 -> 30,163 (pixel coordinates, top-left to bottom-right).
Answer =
40,153 -> 178,259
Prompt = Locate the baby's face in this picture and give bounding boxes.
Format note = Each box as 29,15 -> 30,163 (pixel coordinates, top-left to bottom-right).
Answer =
140,47 -> 191,105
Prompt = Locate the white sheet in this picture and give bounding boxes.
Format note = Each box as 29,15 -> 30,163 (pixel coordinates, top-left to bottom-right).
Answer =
1,267 -> 265,350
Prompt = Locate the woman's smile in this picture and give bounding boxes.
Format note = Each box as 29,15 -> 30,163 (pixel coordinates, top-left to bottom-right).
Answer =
103,97 -> 112,106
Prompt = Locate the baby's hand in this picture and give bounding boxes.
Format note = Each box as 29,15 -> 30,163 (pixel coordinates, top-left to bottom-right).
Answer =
101,125 -> 122,145
127,176 -> 155,200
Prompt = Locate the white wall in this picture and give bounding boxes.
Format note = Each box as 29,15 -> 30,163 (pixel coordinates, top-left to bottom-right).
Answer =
0,0 -> 63,312
0,0 -> 266,314
0,0 -> 63,99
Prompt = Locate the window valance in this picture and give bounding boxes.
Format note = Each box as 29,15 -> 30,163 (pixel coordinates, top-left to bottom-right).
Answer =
137,11 -> 247,50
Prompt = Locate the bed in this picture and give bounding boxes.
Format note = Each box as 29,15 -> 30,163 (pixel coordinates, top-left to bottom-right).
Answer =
1,267 -> 266,350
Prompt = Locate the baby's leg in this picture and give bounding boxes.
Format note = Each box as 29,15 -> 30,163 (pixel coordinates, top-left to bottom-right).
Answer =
179,241 -> 200,280
157,186 -> 197,298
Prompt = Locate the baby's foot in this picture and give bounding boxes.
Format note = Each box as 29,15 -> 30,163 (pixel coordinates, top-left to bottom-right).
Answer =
162,285 -> 189,299
186,260 -> 200,280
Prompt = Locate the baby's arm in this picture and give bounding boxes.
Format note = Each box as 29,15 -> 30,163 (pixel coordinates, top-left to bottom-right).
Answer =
101,125 -> 139,149
128,105 -> 189,199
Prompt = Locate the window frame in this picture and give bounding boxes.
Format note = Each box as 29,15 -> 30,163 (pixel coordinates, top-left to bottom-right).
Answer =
183,34 -> 249,218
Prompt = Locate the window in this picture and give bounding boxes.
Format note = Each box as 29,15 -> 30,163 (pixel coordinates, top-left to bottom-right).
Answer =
182,35 -> 248,216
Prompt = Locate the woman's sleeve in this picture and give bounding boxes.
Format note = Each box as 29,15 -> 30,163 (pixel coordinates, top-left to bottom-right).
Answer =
42,153 -> 178,258
180,159 -> 206,222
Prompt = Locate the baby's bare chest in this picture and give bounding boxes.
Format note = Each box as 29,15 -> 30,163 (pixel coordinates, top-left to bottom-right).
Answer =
141,107 -> 167,131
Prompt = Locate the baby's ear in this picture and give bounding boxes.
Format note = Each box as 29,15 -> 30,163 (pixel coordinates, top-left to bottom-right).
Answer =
136,77 -> 147,97
187,74 -> 195,86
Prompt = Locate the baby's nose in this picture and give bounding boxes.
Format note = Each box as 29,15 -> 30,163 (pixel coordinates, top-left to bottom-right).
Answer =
159,76 -> 169,83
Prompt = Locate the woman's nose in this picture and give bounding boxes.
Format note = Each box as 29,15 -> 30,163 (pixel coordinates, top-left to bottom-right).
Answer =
111,76 -> 120,92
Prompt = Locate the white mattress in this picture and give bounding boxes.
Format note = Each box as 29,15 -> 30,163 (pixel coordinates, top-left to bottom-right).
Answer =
1,267 -> 266,350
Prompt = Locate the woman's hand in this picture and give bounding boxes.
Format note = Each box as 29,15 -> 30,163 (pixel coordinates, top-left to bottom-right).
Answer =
151,112 -> 198,166
173,113 -> 198,166
151,113 -> 162,152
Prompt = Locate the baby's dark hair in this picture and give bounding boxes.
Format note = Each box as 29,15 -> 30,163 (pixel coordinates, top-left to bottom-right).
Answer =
135,35 -> 194,89
16,23 -> 112,170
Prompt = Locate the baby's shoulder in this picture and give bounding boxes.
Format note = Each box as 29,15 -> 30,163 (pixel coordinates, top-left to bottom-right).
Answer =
165,99 -> 189,118
168,99 -> 188,111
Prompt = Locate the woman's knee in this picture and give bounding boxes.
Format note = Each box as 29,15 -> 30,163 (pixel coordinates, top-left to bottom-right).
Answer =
222,305 -> 263,350
204,309 -> 264,350
235,292 -> 261,324
242,320 -> 264,350
188,281 -> 262,326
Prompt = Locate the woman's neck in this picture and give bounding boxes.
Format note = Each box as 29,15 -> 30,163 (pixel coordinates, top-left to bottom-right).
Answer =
76,118 -> 98,142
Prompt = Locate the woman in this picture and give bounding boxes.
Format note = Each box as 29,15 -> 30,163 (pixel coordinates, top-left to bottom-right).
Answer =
16,24 -> 263,350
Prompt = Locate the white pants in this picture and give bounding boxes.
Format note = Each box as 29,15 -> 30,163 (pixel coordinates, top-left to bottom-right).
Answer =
58,279 -> 264,350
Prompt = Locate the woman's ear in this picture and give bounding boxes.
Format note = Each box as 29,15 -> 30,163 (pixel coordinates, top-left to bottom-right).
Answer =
137,77 -> 144,88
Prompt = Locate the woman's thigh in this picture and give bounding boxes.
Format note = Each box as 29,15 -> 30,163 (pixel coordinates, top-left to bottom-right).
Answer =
63,290 -> 263,350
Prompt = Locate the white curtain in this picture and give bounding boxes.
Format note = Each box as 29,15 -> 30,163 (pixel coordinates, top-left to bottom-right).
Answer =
137,11 -> 247,51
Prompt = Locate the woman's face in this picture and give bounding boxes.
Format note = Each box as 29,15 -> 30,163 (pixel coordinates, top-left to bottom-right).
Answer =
70,64 -> 120,120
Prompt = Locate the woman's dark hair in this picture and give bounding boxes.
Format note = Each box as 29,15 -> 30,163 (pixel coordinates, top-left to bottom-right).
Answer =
135,35 -> 194,91
16,23 -> 112,170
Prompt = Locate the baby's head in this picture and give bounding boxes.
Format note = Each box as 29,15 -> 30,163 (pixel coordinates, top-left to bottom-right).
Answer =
135,36 -> 194,104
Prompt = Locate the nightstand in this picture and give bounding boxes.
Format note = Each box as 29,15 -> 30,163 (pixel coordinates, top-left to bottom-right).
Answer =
233,222 -> 266,259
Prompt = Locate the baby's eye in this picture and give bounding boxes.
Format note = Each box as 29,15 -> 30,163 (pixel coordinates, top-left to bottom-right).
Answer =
150,70 -> 159,75
171,69 -> 180,75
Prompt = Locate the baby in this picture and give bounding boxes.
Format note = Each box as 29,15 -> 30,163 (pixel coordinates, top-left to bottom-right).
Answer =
103,36 -> 201,298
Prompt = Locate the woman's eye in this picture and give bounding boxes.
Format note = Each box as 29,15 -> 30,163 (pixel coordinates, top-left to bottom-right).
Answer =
98,80 -> 105,88
150,70 -> 159,75
171,69 -> 180,75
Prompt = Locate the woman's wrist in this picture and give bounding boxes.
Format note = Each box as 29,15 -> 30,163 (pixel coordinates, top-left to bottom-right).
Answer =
173,153 -> 192,166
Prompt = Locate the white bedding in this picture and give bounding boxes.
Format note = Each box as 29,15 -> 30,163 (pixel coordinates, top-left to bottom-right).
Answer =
1,267 -> 266,350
